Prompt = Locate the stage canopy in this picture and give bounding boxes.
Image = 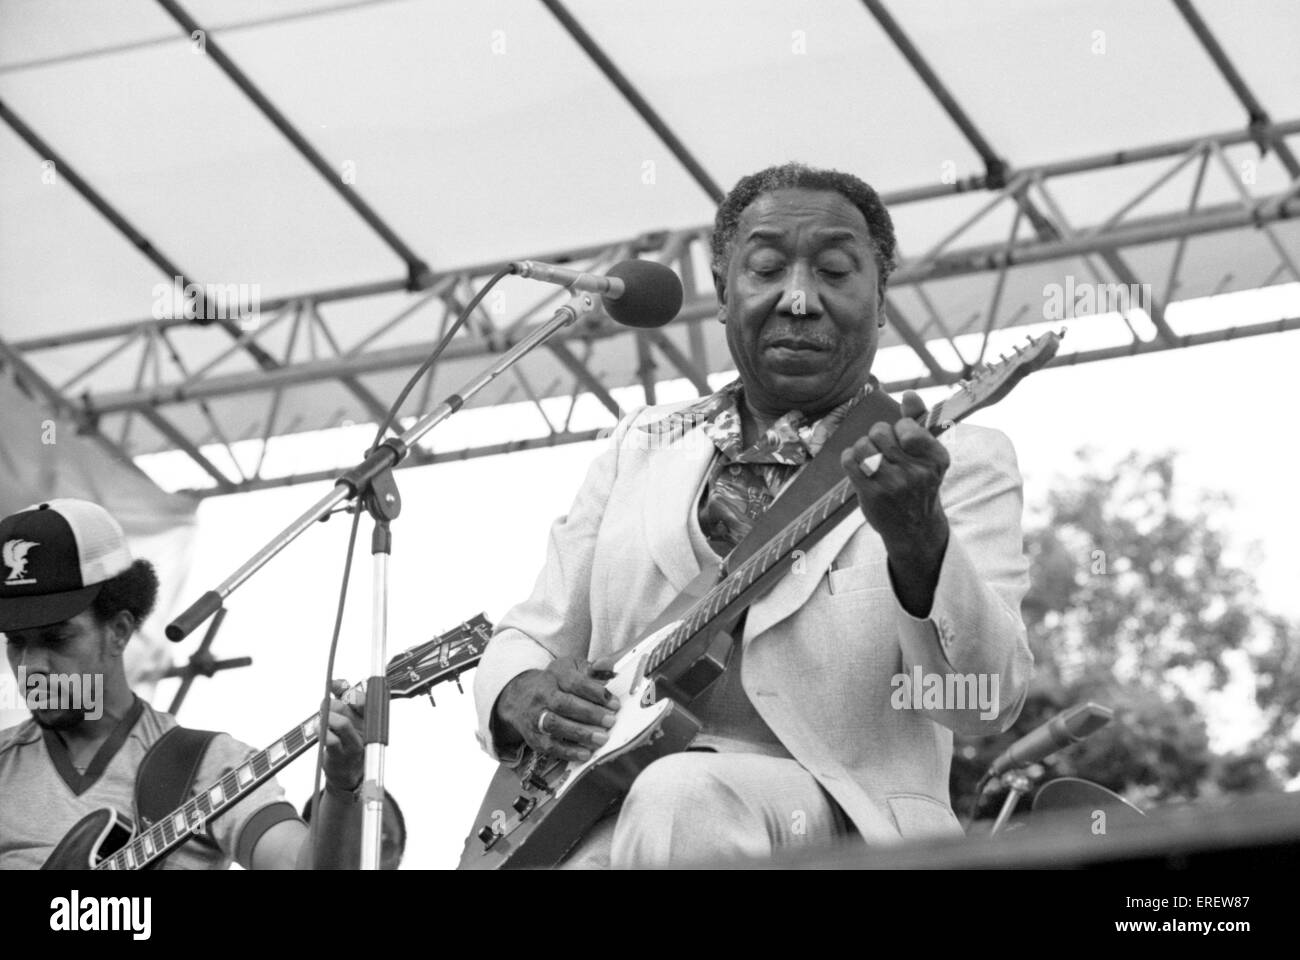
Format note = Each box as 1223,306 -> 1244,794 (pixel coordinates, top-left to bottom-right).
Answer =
2,0 -> 1298,496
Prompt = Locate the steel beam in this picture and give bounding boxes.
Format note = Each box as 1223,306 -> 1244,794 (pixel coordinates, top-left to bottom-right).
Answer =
169,317 -> 1300,497
862,0 -> 1177,346
1172,0 -> 1300,178
0,334 -> 148,477
545,340 -> 623,418
540,0 -> 724,203
135,406 -> 236,493
16,118 -> 1300,354
641,328 -> 713,396
0,0 -> 408,74
155,0 -> 432,288
894,195 -> 1300,283
76,187 -> 1300,415
189,428 -> 610,496
0,99 -> 281,371
860,0 -> 1004,175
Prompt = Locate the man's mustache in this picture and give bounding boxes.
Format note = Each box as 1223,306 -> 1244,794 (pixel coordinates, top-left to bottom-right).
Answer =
761,333 -> 835,350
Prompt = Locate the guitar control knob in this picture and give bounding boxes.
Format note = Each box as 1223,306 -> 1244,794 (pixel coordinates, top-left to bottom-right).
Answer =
477,825 -> 496,845
512,795 -> 532,815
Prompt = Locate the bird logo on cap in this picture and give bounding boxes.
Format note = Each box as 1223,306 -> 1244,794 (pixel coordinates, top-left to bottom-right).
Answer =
2,539 -> 40,585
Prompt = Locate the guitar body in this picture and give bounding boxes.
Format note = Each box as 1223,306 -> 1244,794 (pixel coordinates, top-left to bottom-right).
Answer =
461,568 -> 740,870
460,698 -> 702,869
42,808 -> 131,870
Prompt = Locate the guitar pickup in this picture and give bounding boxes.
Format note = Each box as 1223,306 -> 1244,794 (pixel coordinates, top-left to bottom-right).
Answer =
518,753 -> 562,794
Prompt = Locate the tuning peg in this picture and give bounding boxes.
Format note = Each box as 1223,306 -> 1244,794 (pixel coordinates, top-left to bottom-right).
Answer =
427,689 -> 437,709
454,672 -> 465,694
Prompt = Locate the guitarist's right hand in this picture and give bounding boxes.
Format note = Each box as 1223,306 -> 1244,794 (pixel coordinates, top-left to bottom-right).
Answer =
493,657 -> 621,762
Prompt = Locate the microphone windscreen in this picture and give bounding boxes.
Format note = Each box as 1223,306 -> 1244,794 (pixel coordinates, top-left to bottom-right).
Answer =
604,260 -> 683,328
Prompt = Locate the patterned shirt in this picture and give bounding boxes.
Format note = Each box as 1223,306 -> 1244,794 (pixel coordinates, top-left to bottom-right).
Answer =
668,378 -> 872,556
631,377 -> 872,756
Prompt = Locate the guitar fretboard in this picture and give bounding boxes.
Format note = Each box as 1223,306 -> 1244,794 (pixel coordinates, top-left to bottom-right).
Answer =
96,710 -> 329,870
94,615 -> 490,870
644,400 -> 948,675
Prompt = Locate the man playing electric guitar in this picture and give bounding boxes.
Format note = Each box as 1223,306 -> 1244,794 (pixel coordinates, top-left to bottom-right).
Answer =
472,163 -> 1035,868
0,499 -> 365,869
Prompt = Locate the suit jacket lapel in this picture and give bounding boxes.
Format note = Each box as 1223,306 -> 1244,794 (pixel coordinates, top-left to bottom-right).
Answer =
642,424 -> 716,592
744,509 -> 867,642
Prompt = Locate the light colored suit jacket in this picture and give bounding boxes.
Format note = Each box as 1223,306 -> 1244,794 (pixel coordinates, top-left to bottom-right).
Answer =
474,396 -> 1033,845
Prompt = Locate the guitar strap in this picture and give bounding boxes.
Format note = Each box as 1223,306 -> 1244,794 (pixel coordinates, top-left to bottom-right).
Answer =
722,382 -> 905,572
135,726 -> 220,836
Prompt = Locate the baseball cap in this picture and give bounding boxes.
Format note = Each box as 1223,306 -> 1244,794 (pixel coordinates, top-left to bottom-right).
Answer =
0,499 -> 134,632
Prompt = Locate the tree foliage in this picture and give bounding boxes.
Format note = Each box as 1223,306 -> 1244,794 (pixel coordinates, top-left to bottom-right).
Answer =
951,450 -> 1300,821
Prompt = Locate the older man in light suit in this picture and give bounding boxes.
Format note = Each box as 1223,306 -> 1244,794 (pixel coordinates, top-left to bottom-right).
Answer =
472,162 -> 1033,868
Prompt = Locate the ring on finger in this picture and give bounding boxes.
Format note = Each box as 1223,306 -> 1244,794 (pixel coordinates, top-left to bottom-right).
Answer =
537,708 -> 553,735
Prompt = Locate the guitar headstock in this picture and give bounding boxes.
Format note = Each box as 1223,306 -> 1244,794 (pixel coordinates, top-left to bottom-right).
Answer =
935,329 -> 1063,427
385,613 -> 492,699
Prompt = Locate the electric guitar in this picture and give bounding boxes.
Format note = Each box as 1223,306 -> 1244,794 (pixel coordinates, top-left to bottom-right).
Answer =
42,614 -> 492,870
460,331 -> 1063,869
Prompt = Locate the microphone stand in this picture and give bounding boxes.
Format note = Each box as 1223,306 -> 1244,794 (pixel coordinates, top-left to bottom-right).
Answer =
164,606 -> 253,715
165,290 -> 603,869
988,768 -> 1035,836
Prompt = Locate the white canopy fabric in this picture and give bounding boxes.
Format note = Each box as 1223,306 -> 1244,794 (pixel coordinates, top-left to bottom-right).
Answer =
1,0 -> 1297,491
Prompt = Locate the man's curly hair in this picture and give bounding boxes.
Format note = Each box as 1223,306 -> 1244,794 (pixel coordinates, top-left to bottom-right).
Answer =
710,162 -> 897,301
91,559 -> 159,629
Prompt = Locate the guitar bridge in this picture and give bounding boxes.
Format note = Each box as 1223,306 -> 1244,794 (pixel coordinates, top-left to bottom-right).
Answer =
518,752 -> 556,794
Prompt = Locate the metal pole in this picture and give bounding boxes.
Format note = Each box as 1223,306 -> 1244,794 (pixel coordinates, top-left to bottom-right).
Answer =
165,291 -> 601,640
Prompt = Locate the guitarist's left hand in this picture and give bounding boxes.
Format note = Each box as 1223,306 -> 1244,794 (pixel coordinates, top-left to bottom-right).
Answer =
322,683 -> 366,792
839,390 -> 950,617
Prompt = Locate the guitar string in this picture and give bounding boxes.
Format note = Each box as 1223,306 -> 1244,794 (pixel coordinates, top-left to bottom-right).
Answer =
648,396 -> 952,671
100,626 -> 488,868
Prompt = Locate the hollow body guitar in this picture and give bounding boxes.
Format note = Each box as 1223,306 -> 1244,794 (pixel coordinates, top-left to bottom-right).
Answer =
460,333 -> 1061,869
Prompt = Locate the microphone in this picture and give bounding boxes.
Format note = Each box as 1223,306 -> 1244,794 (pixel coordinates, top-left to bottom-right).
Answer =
985,702 -> 1113,777
509,258 -> 683,328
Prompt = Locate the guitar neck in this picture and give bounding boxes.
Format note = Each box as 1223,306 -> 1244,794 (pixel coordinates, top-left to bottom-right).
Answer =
95,706 -> 335,871
88,614 -> 490,871
644,398 -> 953,678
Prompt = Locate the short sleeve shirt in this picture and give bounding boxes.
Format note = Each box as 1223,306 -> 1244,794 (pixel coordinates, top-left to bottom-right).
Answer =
0,697 -> 299,870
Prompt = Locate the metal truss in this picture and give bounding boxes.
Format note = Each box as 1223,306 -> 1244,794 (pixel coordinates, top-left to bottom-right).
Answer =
9,117 -> 1297,496
2,0 -> 1298,497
